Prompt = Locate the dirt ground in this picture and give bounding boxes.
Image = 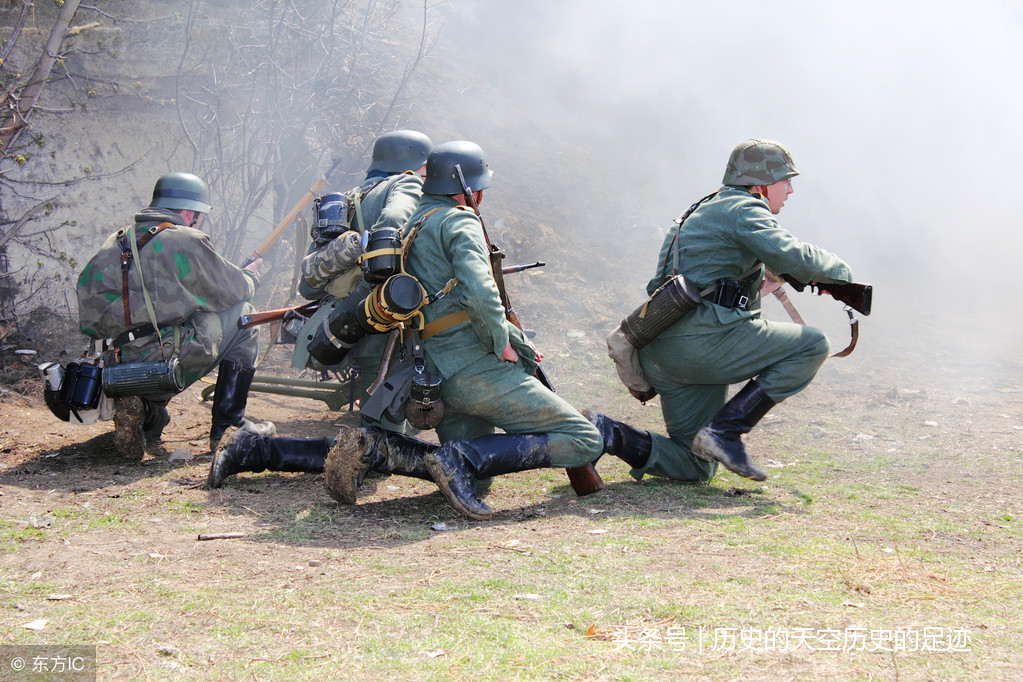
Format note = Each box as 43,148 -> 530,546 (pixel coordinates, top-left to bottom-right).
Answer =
1,308 -> 1022,679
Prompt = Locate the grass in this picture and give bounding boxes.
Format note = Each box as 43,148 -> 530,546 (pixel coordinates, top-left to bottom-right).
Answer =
2,359 -> 1022,679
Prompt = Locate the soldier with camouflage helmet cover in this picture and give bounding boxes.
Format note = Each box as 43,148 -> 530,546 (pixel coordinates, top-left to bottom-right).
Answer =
586,139 -> 856,483
76,172 -> 272,459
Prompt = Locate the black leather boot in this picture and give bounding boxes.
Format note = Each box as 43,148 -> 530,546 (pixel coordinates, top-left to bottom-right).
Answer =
142,399 -> 171,444
583,410 -> 651,469
422,434 -> 552,520
209,361 -> 272,451
323,427 -> 435,504
691,380 -> 776,481
206,432 -> 330,489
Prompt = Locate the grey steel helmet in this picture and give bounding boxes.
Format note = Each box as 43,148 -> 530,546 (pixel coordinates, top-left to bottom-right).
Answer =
149,172 -> 212,213
368,130 -> 433,173
722,139 -> 799,186
422,140 -> 493,195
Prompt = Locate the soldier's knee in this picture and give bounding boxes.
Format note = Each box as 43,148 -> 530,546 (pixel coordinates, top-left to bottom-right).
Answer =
804,326 -> 831,361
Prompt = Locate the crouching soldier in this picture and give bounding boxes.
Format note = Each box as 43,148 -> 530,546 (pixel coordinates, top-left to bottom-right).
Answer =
322,140 -> 603,519
75,172 -> 273,458
587,139 -> 855,483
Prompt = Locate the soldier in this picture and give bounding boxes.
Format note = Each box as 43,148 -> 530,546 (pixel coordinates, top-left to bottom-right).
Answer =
206,130 -> 432,488
587,139 -> 855,482
321,140 -> 604,520
76,172 -> 271,458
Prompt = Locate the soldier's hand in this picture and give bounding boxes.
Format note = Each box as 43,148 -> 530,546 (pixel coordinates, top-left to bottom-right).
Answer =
500,342 -> 519,363
243,256 -> 263,277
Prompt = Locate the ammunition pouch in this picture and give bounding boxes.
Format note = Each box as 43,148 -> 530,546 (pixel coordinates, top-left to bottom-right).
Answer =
705,274 -> 758,310
101,358 -> 184,398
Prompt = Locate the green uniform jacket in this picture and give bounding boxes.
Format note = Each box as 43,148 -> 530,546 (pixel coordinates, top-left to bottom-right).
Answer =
402,194 -> 536,378
647,186 -> 853,336
76,208 -> 257,340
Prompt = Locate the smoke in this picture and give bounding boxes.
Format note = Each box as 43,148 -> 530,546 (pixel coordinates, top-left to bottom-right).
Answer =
435,0 -> 1023,384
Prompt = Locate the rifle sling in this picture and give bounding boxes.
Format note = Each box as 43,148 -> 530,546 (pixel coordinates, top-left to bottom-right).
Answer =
771,286 -> 858,358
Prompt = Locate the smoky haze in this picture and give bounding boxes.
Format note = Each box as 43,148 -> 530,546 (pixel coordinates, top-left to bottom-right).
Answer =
436,0 -> 1023,387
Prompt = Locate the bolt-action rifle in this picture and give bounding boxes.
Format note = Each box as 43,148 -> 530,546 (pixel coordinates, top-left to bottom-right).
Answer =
452,163 -> 605,497
241,158 -> 343,267
237,262 -> 547,330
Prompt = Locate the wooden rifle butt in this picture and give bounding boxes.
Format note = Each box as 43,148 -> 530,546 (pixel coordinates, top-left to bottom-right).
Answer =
566,463 -> 605,496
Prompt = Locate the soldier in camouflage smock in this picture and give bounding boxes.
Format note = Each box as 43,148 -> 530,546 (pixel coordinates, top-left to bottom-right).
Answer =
206,131 -> 433,490
317,141 -> 603,520
587,140 -> 854,483
76,172 -> 269,458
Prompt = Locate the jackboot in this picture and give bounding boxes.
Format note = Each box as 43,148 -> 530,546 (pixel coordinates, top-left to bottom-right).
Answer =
582,409 -> 652,469
206,431 -> 329,489
209,361 -> 274,451
691,380 -> 776,481
422,434 -> 552,521
323,426 -> 435,504
142,399 -> 171,444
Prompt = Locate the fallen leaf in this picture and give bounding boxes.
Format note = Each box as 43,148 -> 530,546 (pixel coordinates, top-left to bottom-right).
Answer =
23,619 -> 48,630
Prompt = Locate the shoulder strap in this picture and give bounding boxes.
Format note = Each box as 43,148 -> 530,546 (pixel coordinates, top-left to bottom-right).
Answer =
117,222 -> 174,329
351,176 -> 390,233
119,222 -> 175,356
667,191 -> 719,284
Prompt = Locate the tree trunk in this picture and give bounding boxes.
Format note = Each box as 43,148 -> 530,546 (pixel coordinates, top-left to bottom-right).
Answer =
0,0 -> 83,152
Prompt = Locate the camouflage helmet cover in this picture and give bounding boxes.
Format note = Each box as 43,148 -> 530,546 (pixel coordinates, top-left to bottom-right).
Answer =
422,140 -> 493,195
369,130 -> 433,173
149,172 -> 212,213
722,139 -> 799,186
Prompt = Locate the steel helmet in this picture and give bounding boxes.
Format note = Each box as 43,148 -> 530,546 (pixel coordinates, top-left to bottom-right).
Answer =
368,130 -> 433,173
149,172 -> 212,213
722,139 -> 799,186
422,140 -> 493,195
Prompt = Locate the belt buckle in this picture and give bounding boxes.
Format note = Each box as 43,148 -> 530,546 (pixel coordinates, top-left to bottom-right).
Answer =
737,294 -> 749,310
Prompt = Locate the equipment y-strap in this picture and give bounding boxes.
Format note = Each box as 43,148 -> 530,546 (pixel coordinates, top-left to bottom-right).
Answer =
666,191 -> 719,285
118,222 -> 175,358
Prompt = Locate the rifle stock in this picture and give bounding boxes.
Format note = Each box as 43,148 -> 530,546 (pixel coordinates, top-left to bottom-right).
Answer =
238,301 -> 320,329
242,158 -> 343,267
779,273 -> 872,316
452,164 -> 604,497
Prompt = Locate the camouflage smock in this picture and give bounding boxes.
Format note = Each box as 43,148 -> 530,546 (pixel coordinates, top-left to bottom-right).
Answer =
76,208 -> 258,341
